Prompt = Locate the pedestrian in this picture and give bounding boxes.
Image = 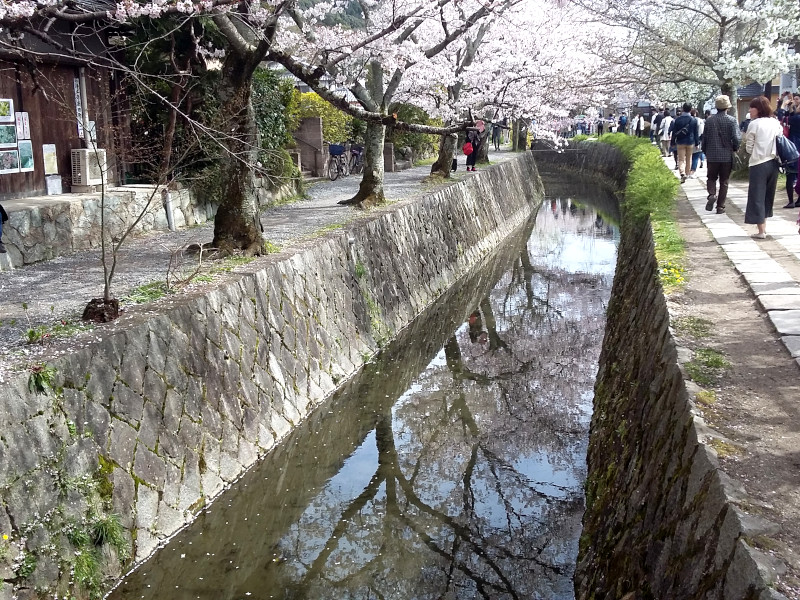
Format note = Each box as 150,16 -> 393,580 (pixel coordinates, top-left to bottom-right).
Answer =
0,203 -> 7,253
651,109 -> 664,144
782,94 -> 800,208
597,118 -> 604,135
743,96 -> 783,239
689,108 -> 705,177
659,109 -> 673,157
670,103 -> 699,183
465,127 -> 482,172
619,113 -> 628,134
634,113 -> 644,137
702,95 -> 740,214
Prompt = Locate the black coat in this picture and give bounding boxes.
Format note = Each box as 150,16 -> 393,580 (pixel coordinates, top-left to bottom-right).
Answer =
0,204 -> 7,223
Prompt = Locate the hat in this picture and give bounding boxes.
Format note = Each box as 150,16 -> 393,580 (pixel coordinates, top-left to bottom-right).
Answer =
715,95 -> 732,110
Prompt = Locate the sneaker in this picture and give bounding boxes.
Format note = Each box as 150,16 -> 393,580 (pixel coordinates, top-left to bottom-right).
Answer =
716,206 -> 725,214
705,195 -> 716,211
680,175 -> 686,184
752,232 -> 767,240
783,202 -> 796,208
795,200 -> 800,208
0,242 -> 6,254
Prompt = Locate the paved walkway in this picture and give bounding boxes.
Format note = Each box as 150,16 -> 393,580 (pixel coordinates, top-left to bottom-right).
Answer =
0,150 -> 515,373
675,160 -> 800,366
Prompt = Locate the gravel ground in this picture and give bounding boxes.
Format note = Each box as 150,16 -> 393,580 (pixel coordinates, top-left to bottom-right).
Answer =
0,150 -> 515,377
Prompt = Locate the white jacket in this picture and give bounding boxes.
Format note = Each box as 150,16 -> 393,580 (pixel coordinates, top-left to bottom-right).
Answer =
660,116 -> 673,141
744,117 -> 783,167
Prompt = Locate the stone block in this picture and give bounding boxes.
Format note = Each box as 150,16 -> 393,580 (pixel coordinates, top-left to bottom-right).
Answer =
108,419 -> 138,470
135,529 -> 158,563
219,451 -> 242,483
135,483 -> 159,530
133,445 -> 167,489
142,368 -> 167,407
138,400 -> 163,451
111,468 -> 136,529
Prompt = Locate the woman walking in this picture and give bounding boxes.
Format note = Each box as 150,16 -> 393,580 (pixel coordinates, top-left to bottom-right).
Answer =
744,96 -> 783,239
783,94 -> 800,208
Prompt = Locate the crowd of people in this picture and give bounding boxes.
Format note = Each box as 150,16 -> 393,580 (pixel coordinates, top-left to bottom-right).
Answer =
648,94 -> 800,238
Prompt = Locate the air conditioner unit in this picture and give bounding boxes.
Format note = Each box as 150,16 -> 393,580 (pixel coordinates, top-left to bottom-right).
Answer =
71,148 -> 107,186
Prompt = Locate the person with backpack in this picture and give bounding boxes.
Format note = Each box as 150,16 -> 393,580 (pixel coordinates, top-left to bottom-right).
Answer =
743,96 -> 783,239
782,94 -> 800,208
702,95 -> 740,214
669,102 -> 699,183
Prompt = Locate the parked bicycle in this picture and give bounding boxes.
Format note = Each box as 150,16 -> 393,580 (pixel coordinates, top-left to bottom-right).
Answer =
327,143 -> 350,181
349,144 -> 364,175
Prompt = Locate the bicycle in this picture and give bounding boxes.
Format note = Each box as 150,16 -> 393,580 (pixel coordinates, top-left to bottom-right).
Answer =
349,144 -> 364,175
327,143 -> 350,181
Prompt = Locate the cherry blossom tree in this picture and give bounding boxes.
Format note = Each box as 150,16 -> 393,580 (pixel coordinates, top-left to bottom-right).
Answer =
271,0 -> 517,206
392,0 -> 606,159
569,0 -> 800,106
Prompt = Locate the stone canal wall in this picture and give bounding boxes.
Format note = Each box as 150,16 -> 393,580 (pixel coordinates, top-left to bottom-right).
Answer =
0,153 -> 544,598
562,142 -> 787,599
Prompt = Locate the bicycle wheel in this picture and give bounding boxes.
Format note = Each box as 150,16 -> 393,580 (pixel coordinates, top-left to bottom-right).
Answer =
340,155 -> 350,177
328,156 -> 339,181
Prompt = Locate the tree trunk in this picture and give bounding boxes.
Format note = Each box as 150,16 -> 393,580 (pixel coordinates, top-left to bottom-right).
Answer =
516,122 -> 528,151
476,129 -> 490,163
211,52 -> 264,255
339,121 -> 386,207
429,133 -> 458,178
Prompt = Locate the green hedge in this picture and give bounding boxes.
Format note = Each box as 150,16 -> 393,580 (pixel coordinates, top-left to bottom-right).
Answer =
598,133 -> 685,289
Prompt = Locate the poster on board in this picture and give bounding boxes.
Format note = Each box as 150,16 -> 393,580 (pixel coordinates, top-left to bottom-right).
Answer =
43,143 -> 58,174
0,99 -> 13,123
18,140 -> 34,172
0,149 -> 20,174
0,124 -> 17,148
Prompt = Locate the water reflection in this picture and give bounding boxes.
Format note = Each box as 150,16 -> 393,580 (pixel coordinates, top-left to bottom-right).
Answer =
109,178 -> 617,600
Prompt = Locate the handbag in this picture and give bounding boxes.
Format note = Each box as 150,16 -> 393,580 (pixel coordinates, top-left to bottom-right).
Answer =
462,142 -> 473,155
775,135 -> 799,168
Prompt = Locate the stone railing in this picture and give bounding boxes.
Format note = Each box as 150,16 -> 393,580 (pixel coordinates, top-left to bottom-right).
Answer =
0,180 -> 299,269
0,152 -> 544,598
556,142 -> 788,600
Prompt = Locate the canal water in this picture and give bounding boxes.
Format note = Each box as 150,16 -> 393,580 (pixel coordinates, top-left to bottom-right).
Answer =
108,177 -> 619,600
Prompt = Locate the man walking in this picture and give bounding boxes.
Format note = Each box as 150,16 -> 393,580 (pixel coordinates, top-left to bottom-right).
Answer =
651,109 -> 664,144
701,95 -> 741,213
670,102 -> 699,183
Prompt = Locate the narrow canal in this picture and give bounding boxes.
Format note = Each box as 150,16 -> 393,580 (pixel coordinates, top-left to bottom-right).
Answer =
109,177 -> 619,600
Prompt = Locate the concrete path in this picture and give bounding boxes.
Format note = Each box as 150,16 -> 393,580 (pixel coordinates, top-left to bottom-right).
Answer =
675,160 -> 800,366
0,150 -> 515,371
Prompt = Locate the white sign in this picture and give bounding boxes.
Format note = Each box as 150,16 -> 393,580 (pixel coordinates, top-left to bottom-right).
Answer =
73,77 -> 84,138
14,112 -> 30,140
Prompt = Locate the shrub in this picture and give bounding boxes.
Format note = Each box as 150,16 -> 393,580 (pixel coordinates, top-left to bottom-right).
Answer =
597,133 -> 684,289
297,92 -> 354,143
387,104 -> 441,161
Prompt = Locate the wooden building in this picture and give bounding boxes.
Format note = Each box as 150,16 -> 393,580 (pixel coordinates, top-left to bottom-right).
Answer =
0,31 -> 120,201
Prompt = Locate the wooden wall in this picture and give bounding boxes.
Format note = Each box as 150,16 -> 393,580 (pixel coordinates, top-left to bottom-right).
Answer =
0,60 -> 117,201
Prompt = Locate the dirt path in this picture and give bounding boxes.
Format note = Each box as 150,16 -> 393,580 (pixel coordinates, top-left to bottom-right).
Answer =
670,185 -> 800,598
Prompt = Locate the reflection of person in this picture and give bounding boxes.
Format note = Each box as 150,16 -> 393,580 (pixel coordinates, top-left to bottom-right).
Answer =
0,203 -> 7,253
467,310 -> 486,344
743,96 -> 782,239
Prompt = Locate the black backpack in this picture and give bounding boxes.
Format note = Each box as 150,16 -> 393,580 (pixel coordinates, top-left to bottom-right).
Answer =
775,135 -> 799,168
